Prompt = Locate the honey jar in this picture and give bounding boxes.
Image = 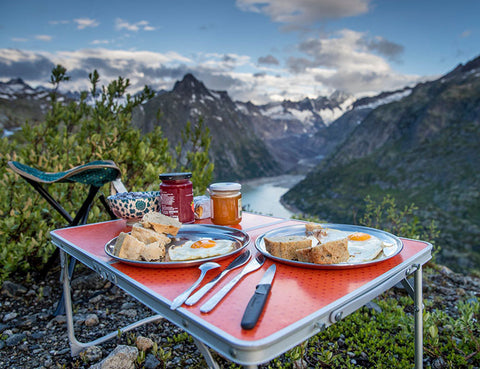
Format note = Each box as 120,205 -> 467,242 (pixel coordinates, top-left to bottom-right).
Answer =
209,182 -> 242,225
159,172 -> 194,224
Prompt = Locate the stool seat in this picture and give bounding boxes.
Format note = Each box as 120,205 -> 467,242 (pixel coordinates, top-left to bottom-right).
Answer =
8,160 -> 121,188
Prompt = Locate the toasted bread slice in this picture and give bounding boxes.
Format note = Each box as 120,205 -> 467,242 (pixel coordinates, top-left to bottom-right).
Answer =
305,223 -> 326,239
264,236 -> 312,260
140,241 -> 166,262
131,223 -> 171,245
141,212 -> 182,236
113,232 -> 145,260
296,238 -> 349,264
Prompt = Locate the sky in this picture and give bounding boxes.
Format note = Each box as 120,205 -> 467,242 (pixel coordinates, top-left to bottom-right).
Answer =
0,0 -> 478,104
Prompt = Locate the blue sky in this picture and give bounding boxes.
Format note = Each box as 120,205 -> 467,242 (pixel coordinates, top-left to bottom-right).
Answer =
0,0 -> 478,103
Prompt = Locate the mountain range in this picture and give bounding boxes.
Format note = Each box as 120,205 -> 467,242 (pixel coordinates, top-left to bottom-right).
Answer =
2,55 -> 479,272
283,55 -> 480,272
0,73 -> 410,180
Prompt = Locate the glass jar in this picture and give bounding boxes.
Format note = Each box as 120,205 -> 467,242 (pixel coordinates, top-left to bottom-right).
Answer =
159,172 -> 194,224
209,182 -> 242,225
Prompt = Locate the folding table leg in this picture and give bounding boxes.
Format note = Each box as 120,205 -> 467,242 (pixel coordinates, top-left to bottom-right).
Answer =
193,339 -> 221,369
414,266 -> 423,369
59,250 -> 163,356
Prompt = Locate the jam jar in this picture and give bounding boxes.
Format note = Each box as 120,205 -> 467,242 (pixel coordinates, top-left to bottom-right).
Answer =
159,172 -> 194,224
209,182 -> 242,225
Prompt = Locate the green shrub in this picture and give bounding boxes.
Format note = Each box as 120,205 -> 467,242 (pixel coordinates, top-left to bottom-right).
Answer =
359,194 -> 440,260
0,65 -> 213,281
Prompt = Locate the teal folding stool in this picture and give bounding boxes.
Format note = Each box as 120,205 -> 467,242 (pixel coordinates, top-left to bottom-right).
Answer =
7,160 -> 127,314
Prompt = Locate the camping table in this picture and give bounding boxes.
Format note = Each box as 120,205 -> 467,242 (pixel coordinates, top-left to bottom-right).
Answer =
50,212 -> 432,368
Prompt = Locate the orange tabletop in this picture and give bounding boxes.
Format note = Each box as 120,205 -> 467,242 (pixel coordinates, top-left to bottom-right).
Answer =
51,212 -> 432,365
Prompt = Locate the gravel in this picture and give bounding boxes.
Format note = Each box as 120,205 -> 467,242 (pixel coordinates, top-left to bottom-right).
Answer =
0,263 -> 478,368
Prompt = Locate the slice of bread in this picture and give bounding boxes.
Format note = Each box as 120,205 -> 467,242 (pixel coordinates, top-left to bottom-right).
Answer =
113,232 -> 145,260
295,238 -> 349,264
305,223 -> 326,239
264,236 -> 312,260
140,241 -> 166,261
131,223 -> 171,245
141,212 -> 182,236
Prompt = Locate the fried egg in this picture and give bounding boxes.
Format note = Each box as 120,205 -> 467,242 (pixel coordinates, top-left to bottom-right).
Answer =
168,238 -> 235,261
317,228 -> 386,263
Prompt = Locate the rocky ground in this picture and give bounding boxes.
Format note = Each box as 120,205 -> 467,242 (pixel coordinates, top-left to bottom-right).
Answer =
0,262 -> 479,369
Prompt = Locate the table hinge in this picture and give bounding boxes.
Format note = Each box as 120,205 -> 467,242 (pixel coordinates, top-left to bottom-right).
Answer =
405,264 -> 420,277
92,263 -> 118,284
314,322 -> 327,331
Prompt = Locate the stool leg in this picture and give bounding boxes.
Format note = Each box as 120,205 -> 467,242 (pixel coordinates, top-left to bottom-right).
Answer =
71,186 -> 100,226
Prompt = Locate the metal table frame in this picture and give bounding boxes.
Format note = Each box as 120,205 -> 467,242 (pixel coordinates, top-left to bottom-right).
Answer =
50,214 -> 432,368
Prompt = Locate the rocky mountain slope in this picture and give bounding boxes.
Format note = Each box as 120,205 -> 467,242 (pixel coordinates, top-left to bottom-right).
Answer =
131,74 -> 362,179
131,74 -> 281,180
1,74 -> 406,181
0,78 -> 51,135
282,55 -> 480,273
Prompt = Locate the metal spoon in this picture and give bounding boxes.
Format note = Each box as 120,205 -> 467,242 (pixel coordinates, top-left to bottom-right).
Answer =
185,250 -> 251,306
170,261 -> 220,310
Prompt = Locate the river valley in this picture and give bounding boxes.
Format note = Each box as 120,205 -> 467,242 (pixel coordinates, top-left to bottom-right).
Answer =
240,174 -> 304,218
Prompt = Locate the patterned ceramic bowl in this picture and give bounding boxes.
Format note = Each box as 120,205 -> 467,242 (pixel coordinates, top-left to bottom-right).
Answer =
107,191 -> 160,224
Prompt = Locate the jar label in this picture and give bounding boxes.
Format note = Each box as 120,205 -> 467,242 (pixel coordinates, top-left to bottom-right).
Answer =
160,184 -> 194,223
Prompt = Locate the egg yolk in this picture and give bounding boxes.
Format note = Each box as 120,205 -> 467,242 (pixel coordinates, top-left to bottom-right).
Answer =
348,232 -> 371,241
191,239 -> 217,249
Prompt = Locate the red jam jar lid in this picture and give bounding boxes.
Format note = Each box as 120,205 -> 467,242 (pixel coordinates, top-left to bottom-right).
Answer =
159,172 -> 192,181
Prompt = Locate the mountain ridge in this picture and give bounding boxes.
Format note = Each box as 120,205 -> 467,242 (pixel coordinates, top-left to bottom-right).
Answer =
282,55 -> 480,273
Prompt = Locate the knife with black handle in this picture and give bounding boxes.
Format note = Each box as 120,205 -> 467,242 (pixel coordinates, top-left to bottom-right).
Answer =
240,264 -> 276,330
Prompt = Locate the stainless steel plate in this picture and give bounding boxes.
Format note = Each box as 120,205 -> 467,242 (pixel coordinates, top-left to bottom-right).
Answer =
255,223 -> 403,269
105,224 -> 250,268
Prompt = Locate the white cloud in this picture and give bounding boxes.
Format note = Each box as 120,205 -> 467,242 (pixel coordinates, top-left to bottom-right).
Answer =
283,29 -> 418,95
115,18 -> 156,32
236,0 -> 370,26
11,38 -> 28,42
35,35 -> 53,41
0,43 -> 423,105
91,40 -> 110,45
74,18 -> 100,30
197,52 -> 252,72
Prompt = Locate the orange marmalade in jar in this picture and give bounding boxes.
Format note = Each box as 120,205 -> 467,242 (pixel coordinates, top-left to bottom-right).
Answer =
209,182 -> 242,225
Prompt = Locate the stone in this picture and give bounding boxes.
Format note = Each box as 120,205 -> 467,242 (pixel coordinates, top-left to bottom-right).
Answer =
144,353 -> 161,369
3,312 -> 17,322
81,345 -> 103,362
6,332 -> 27,346
71,273 -> 107,290
119,309 -> 137,318
53,315 -> 67,324
136,336 -> 154,351
1,281 -> 27,297
85,313 -> 100,327
0,323 -> 9,333
90,345 -> 138,369
365,301 -> 382,314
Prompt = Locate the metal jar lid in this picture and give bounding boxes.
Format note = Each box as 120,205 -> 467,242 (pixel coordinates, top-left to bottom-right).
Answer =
159,172 -> 192,181
209,182 -> 241,192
